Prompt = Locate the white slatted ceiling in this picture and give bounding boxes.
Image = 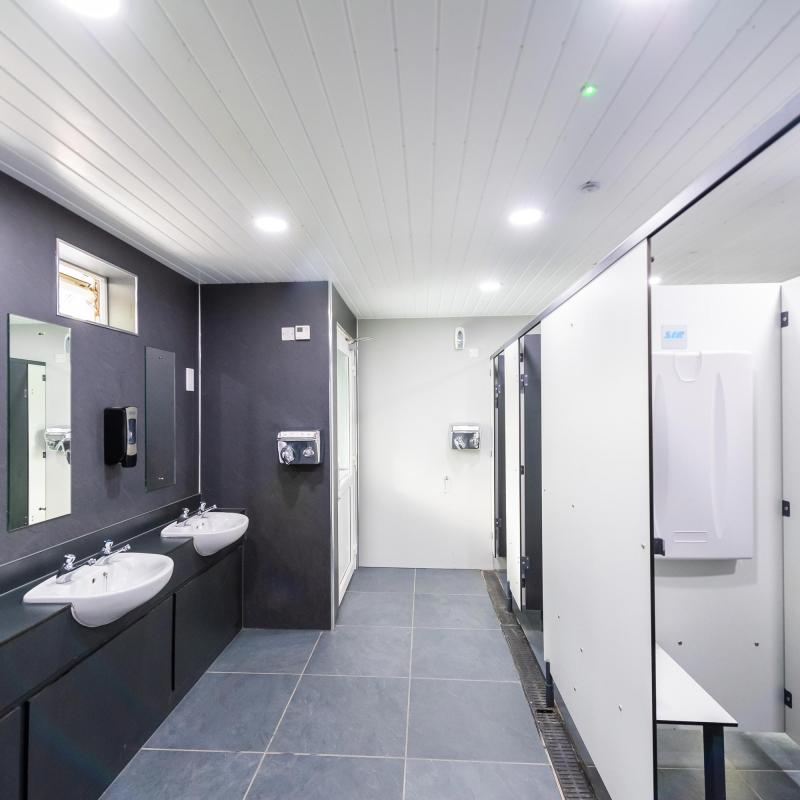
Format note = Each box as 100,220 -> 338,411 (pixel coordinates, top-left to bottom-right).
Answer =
0,0 -> 798,317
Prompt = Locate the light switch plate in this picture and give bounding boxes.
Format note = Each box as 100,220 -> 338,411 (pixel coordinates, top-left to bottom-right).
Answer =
185,368 -> 195,392
295,324 -> 311,341
281,326 -> 296,341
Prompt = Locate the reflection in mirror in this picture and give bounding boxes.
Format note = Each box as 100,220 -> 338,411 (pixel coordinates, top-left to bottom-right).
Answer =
8,315 -> 72,530
145,346 -> 176,492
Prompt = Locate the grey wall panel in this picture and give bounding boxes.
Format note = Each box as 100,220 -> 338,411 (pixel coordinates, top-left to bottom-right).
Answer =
200,282 -> 333,629
0,172 -> 199,572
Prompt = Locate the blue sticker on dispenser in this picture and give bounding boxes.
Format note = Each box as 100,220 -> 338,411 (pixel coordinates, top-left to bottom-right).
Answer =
661,325 -> 687,350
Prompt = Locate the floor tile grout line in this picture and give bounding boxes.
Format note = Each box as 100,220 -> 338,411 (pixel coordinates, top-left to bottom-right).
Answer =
137,745 -> 552,768
209,669 -> 519,684
241,631 -> 323,800
335,624 -> 501,631
401,568 -> 416,800
348,590 -> 489,597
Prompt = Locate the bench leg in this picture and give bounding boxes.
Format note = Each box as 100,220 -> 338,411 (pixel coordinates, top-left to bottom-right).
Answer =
703,724 -> 726,800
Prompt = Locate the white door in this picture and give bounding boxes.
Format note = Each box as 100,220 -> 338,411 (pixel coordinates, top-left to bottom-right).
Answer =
504,339 -> 522,610
337,327 -> 358,601
782,276 -> 800,743
28,363 -> 47,525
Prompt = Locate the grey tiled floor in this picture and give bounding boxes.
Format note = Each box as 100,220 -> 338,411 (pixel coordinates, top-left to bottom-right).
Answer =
658,727 -> 800,799
102,568 -> 561,800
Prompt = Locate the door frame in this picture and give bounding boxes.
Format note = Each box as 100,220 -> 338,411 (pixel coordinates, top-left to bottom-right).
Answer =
336,325 -> 358,602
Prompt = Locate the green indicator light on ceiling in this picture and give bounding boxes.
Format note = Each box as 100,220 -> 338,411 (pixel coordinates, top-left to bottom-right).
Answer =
580,83 -> 598,97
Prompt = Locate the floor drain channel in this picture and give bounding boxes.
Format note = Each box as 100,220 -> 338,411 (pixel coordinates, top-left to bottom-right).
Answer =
482,570 -> 597,800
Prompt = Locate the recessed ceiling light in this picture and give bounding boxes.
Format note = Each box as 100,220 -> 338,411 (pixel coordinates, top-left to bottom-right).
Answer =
649,275 -> 662,286
508,207 -> 543,227
580,83 -> 598,97
479,280 -> 502,293
60,0 -> 121,18
254,215 -> 289,234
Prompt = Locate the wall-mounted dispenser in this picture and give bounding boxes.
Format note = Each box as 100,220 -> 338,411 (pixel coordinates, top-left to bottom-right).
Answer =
104,406 -> 138,467
450,424 -> 480,450
277,430 -> 322,465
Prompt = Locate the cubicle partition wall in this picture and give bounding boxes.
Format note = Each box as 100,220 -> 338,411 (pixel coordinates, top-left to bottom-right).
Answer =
504,339 -> 523,610
540,243 -> 654,800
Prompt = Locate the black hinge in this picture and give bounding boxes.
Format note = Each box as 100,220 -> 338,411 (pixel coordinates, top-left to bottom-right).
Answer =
519,351 -> 524,362
782,311 -> 790,328
42,451 -> 46,459
653,538 -> 666,556
520,464 -> 525,476
786,689 -> 793,708
784,500 -> 791,518
520,555 -> 530,587
520,374 -> 528,391
495,517 -> 502,531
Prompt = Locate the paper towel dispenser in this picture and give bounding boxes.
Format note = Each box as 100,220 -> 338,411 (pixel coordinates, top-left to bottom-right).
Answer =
450,424 -> 480,450
277,430 -> 322,465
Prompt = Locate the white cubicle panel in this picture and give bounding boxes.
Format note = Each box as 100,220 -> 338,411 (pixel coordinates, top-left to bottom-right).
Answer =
541,242 -> 653,800
504,338 -> 522,610
782,275 -> 800,744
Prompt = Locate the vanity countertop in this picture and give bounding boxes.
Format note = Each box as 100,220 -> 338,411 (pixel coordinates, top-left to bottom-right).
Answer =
0,527 -> 190,647
0,508 -> 245,716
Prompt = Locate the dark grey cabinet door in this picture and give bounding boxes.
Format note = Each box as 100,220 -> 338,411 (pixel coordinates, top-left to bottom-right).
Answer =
174,547 -> 242,698
27,598 -> 172,800
0,706 -> 23,800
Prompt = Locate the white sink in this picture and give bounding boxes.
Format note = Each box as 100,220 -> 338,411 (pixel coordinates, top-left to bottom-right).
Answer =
23,552 -> 174,627
161,511 -> 248,556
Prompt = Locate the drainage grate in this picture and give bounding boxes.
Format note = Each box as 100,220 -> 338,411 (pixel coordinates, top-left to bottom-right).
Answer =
482,570 -> 596,800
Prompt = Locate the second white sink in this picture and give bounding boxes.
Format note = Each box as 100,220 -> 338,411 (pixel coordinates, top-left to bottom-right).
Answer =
161,511 -> 249,556
23,552 -> 174,627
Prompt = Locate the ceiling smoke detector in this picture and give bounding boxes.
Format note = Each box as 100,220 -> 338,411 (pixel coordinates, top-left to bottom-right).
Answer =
579,180 -> 601,194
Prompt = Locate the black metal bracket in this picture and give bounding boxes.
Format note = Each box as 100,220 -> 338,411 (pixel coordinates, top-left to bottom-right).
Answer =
520,555 -> 530,588
784,500 -> 791,518
782,311 -> 790,328
653,537 -> 666,557
786,689 -> 793,708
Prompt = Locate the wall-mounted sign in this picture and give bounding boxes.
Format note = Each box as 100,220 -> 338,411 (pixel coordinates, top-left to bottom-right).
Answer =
661,325 -> 688,350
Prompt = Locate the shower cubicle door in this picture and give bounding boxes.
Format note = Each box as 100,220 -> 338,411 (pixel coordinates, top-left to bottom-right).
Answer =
504,338 -> 523,610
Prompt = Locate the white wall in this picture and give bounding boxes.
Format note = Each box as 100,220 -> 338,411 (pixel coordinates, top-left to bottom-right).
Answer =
652,284 -> 783,732
541,243 -> 654,800
357,316 -> 528,569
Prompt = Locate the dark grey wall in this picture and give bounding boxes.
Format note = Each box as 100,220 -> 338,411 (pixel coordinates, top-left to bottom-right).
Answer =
0,172 -> 199,578
201,281 -> 335,629
331,286 -> 357,613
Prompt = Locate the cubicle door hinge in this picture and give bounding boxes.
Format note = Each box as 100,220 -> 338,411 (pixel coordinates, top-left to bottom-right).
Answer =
520,464 -> 525,476
519,351 -> 524,363
786,689 -> 793,708
784,500 -> 792,518
653,537 -> 666,557
520,555 -> 530,587
782,311 -> 790,328
495,516 -> 502,531
520,373 -> 529,391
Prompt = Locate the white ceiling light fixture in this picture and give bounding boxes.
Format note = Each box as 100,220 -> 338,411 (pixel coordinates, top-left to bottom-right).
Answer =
508,207 -> 544,227
60,0 -> 121,18
479,280 -> 502,293
649,275 -> 662,286
254,215 -> 289,234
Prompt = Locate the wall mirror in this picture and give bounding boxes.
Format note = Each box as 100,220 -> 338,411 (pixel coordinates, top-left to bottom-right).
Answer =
8,314 -> 72,530
145,346 -> 176,491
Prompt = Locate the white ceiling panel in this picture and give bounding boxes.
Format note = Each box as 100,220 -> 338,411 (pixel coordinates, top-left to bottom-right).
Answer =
0,0 -> 798,317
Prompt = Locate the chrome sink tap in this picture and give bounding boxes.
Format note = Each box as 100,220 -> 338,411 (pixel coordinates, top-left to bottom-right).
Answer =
96,539 -> 131,564
55,553 -> 77,584
55,553 -> 97,583
198,502 -> 217,519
